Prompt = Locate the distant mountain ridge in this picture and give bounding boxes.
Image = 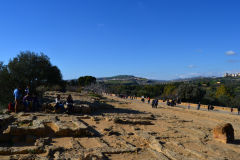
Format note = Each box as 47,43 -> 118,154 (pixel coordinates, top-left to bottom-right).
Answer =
98,75 -> 146,81
97,75 -> 166,85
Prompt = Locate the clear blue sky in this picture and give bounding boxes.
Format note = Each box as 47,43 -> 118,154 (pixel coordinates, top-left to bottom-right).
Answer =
0,0 -> 239,80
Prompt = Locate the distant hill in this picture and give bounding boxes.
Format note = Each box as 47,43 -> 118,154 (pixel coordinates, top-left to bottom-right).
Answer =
97,75 -> 166,85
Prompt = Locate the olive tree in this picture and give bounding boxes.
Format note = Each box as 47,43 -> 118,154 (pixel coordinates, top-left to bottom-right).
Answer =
8,51 -> 63,89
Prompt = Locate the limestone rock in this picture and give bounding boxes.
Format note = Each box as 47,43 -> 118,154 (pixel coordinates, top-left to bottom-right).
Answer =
213,123 -> 234,143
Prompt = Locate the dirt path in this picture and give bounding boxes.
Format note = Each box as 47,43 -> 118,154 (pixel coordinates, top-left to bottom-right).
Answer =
105,95 -> 240,160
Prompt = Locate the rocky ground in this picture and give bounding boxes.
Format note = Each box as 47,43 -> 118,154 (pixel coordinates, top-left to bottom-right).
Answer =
0,91 -> 239,160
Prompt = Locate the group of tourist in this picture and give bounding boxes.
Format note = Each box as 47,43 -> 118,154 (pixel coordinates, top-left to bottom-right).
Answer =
140,96 -> 159,108
151,99 -> 158,108
54,94 -> 74,114
166,99 -> 177,106
12,86 -> 40,113
207,104 -> 214,111
12,86 -> 74,114
132,96 -> 240,115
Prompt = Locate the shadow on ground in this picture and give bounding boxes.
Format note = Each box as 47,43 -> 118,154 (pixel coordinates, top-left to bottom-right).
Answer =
74,100 -> 144,115
42,95 -> 145,116
231,139 -> 240,145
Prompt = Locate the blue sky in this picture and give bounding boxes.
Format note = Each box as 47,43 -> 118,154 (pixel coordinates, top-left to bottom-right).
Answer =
0,0 -> 239,80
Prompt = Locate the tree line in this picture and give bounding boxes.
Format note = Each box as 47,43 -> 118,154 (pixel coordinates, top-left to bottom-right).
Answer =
105,79 -> 240,108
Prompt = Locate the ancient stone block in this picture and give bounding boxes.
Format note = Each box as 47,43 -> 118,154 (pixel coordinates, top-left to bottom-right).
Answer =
213,123 -> 234,143
25,135 -> 37,144
12,135 -> 23,144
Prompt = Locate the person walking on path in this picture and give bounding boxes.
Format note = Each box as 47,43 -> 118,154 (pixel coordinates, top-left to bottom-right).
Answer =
238,106 -> 240,115
197,102 -> 201,110
148,97 -> 150,104
188,103 -> 190,109
151,99 -> 155,108
141,96 -> 145,103
154,99 -> 159,108
13,87 -> 21,113
151,99 -> 158,108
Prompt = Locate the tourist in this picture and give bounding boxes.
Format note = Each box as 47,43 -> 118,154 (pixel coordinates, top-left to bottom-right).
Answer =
13,87 -> 21,113
141,96 -> 145,103
25,85 -> 30,95
151,99 -> 158,108
66,94 -> 74,114
238,106 -> 240,115
55,95 -> 65,112
151,99 -> 155,108
23,93 -> 32,111
188,103 -> 190,109
208,104 -> 210,111
197,102 -> 201,110
171,100 -> 176,106
166,99 -> 170,106
147,97 -> 150,104
154,99 -> 158,108
210,105 -> 214,110
231,107 -> 233,113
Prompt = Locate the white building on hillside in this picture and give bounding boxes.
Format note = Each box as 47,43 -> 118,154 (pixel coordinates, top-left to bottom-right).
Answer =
224,73 -> 240,77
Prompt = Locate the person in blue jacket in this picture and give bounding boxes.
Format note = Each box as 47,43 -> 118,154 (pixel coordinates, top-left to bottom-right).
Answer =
13,87 -> 21,113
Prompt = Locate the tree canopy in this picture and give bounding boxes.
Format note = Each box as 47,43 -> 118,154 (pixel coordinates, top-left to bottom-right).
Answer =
78,76 -> 96,87
8,51 -> 63,88
0,62 -> 12,105
0,51 -> 64,106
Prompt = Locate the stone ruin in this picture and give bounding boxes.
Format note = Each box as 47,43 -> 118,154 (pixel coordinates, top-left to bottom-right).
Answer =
0,113 -> 94,158
42,91 -> 112,115
0,109 -> 158,160
213,123 -> 235,143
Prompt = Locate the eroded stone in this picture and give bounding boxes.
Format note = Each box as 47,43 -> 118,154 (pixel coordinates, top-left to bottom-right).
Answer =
213,123 -> 234,143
